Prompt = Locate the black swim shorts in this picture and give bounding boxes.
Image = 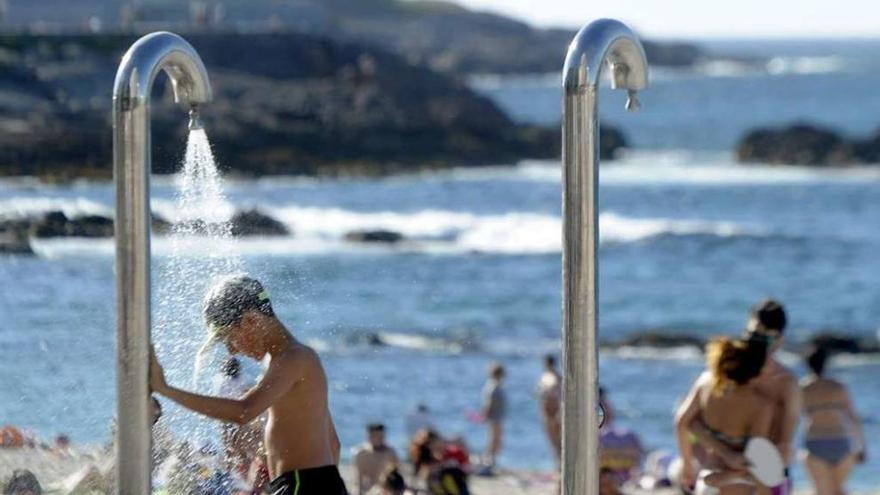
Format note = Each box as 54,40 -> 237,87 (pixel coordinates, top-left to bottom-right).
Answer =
267,465 -> 348,495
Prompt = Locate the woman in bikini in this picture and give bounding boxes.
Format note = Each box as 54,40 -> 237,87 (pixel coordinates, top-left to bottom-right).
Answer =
801,346 -> 866,495
676,336 -> 772,495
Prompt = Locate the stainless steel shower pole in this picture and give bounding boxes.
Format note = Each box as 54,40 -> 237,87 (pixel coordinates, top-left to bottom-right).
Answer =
112,31 -> 211,494
561,19 -> 648,495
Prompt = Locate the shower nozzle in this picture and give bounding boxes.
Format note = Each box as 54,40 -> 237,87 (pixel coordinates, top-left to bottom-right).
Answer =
188,107 -> 204,131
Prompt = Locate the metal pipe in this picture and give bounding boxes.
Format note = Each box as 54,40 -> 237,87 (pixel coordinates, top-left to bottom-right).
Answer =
112,31 -> 211,494
560,19 -> 647,495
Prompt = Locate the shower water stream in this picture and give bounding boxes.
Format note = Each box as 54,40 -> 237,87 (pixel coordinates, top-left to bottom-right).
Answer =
153,128 -> 244,443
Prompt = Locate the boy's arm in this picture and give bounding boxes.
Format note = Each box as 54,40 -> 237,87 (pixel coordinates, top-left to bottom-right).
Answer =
151,348 -> 299,425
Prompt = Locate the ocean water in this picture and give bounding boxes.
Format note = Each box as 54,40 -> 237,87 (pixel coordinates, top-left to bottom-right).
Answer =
1,40 -> 880,489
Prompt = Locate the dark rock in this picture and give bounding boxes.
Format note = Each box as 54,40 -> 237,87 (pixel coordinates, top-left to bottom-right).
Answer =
601,127 -> 627,160
614,332 -> 705,349
229,209 -> 289,237
171,219 -> 226,237
809,332 -> 880,354
0,222 -> 33,255
0,32 -> 562,179
151,214 -> 172,235
67,214 -> 114,237
737,123 -> 880,166
344,331 -> 386,347
30,210 -> 70,238
30,211 -> 115,238
345,230 -> 404,244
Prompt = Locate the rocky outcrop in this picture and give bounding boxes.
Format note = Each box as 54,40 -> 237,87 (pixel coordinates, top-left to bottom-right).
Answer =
31,211 -> 114,238
344,230 -> 404,244
737,123 -> 880,166
611,332 -> 705,350
229,209 -> 289,237
809,332 -> 880,354
0,211 -> 172,240
0,32 -> 593,180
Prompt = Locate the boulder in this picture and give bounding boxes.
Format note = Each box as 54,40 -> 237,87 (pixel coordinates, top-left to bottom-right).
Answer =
809,332 -> 880,354
737,123 -> 880,166
67,214 -> 114,237
229,209 -> 289,237
30,211 -> 115,238
344,230 -> 404,244
151,214 -> 172,235
0,222 -> 33,255
30,210 -> 70,237
737,124 -> 846,165
600,127 -> 628,160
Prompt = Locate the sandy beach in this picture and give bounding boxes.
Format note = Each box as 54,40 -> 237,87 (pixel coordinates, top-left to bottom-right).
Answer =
2,445 -> 878,495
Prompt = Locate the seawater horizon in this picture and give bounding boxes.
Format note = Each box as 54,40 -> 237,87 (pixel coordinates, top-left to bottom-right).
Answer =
1,39 -> 879,490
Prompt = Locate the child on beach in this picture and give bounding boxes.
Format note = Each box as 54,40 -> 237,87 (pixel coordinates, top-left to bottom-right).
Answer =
150,274 -> 347,495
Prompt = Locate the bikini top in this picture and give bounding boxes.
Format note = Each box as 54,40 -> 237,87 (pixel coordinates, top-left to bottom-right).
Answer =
701,418 -> 749,451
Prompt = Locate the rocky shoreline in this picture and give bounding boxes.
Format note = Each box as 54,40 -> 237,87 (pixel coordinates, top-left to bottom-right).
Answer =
0,208 -> 414,255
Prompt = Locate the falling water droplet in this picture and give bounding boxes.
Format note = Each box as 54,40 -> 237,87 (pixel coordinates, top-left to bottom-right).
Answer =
153,127 -> 243,446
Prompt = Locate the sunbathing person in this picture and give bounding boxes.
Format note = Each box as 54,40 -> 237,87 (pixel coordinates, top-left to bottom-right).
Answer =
675,337 -> 772,494
801,346 -> 866,495
354,423 -> 399,495
151,274 -> 346,495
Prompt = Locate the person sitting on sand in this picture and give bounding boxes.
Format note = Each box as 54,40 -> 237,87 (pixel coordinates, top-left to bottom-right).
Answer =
599,467 -> 623,495
800,346 -> 866,495
54,397 -> 170,494
0,425 -> 25,448
150,274 -> 346,495
354,423 -> 400,495
409,429 -> 470,495
369,466 -> 414,495
675,337 -> 772,494
3,470 -> 42,495
536,354 -> 562,463
599,386 -> 644,485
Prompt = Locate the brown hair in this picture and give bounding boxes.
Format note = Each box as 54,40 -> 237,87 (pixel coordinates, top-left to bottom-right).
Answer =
706,336 -> 767,394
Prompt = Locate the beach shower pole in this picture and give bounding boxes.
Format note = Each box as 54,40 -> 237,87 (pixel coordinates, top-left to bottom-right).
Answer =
113,32 -> 211,494
561,19 -> 647,495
